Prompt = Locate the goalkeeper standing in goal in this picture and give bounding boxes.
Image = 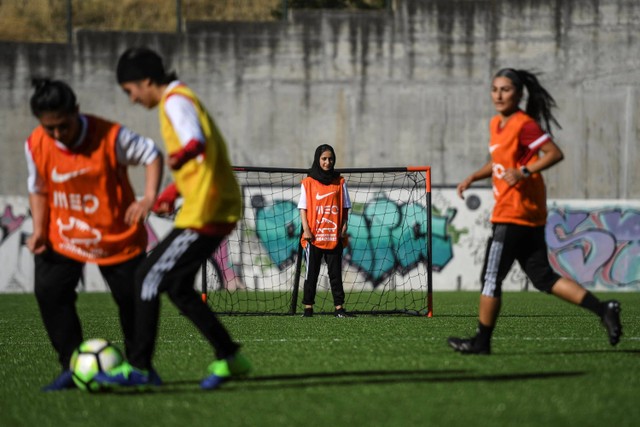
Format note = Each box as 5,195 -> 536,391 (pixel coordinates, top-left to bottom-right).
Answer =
95,47 -> 250,390
449,68 -> 622,355
298,144 -> 354,318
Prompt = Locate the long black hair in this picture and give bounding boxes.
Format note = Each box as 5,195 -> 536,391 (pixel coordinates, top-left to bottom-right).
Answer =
494,68 -> 561,136
116,47 -> 177,85
29,78 -> 77,117
308,144 -> 340,185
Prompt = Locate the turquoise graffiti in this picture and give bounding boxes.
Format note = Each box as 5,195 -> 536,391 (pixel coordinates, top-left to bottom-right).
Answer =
254,196 -> 302,269
252,194 -> 456,287
546,207 -> 640,289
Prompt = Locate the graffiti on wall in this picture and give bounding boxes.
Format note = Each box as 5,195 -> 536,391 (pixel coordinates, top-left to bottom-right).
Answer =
1,196 -> 638,292
253,194 -> 458,287
546,206 -> 640,289
1,205 -> 26,243
0,203 -> 244,292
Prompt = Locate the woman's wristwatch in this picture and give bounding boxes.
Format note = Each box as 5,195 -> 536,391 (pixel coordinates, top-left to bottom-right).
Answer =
520,166 -> 532,178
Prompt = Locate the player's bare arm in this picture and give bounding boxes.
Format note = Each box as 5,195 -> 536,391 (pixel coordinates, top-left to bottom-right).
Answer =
125,155 -> 164,225
457,161 -> 493,199
299,209 -> 313,241
27,193 -> 48,254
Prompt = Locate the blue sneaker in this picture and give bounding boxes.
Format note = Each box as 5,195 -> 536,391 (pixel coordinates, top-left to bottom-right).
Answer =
200,353 -> 252,391
42,370 -> 76,392
93,362 -> 154,390
149,368 -> 163,386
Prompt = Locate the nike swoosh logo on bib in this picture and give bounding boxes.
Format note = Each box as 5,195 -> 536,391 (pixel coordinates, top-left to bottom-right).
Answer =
316,191 -> 336,200
51,167 -> 92,183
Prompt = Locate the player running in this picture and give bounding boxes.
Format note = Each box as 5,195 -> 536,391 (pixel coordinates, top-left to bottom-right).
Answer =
449,68 -> 622,355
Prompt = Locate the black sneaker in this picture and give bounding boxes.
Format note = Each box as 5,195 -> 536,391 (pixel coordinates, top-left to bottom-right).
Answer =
302,308 -> 313,318
601,300 -> 622,346
335,308 -> 355,318
447,336 -> 490,355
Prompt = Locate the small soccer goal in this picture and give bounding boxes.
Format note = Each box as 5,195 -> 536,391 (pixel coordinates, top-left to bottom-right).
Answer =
200,166 -> 433,316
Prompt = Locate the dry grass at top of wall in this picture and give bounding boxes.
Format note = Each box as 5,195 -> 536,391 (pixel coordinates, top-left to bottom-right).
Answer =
0,0 -> 282,43
0,0 -> 386,43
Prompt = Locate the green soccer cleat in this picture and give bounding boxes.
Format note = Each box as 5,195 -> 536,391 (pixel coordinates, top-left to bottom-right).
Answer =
200,353 -> 252,390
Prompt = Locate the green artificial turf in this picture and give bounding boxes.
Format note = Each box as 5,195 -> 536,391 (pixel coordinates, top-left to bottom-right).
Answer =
0,291 -> 638,427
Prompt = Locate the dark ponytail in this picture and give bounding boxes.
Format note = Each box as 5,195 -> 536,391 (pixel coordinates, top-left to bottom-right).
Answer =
30,78 -> 77,117
494,68 -> 561,136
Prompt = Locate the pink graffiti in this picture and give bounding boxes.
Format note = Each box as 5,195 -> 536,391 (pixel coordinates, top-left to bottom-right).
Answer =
546,208 -> 640,289
145,222 -> 160,251
1,205 -> 26,242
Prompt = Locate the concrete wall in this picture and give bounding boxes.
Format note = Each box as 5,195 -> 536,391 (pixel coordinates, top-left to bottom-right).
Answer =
0,0 -> 638,293
0,0 -> 638,199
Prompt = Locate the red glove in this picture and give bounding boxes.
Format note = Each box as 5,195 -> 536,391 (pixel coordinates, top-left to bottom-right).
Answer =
168,139 -> 205,170
152,183 -> 179,215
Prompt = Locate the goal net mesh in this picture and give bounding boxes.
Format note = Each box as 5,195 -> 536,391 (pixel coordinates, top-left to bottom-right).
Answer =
202,166 -> 433,316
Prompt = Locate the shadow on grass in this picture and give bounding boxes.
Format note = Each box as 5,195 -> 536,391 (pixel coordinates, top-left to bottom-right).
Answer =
438,314 -> 591,318
228,370 -> 586,390
506,348 -> 640,356
105,368 -> 585,395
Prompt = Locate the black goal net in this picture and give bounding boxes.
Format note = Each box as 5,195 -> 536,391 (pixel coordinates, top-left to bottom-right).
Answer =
201,166 -> 433,316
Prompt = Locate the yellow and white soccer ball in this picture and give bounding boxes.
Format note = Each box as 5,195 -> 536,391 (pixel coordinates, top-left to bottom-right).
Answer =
70,338 -> 124,392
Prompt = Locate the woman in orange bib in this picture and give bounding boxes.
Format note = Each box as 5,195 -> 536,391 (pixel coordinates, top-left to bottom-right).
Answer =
25,79 -> 163,390
298,144 -> 353,318
448,69 -> 622,354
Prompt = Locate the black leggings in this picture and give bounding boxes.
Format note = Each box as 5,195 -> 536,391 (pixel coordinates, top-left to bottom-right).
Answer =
34,250 -> 142,369
129,228 -> 239,370
302,243 -> 345,307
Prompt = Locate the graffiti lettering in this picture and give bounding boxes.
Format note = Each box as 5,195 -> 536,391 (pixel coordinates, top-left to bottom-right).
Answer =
546,207 -> 640,289
252,194 -> 456,287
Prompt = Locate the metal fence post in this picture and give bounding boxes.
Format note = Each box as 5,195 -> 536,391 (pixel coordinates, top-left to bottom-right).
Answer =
66,0 -> 73,44
176,0 -> 183,33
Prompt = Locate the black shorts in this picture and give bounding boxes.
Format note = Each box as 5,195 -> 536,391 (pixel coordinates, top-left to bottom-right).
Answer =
480,223 -> 560,297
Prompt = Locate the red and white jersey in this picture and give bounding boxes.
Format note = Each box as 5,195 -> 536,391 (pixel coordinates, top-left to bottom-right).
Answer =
25,115 -> 159,265
489,110 -> 550,227
298,176 -> 351,250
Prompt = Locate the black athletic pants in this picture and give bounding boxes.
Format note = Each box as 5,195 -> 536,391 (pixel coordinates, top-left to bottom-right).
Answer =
129,228 -> 239,370
34,250 -> 142,370
302,243 -> 345,307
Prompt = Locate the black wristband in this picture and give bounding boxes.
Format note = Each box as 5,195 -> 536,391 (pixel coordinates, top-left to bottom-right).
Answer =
520,166 -> 532,178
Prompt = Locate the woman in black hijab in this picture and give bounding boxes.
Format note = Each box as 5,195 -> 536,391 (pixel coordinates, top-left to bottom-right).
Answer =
297,145 -> 354,317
